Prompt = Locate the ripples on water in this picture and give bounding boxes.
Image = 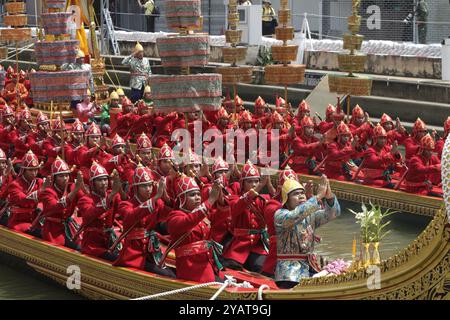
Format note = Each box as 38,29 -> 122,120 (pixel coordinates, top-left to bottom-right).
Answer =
0,200 -> 432,299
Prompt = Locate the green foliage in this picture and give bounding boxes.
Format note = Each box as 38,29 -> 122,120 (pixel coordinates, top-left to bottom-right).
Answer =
349,202 -> 397,243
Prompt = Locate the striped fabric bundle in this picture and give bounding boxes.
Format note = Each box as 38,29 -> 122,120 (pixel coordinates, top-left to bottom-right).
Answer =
35,40 -> 79,66
0,70 -> 5,91
148,74 -> 222,113
157,35 -> 209,67
165,0 -> 202,30
29,70 -> 90,103
42,13 -> 72,35
46,0 -> 68,9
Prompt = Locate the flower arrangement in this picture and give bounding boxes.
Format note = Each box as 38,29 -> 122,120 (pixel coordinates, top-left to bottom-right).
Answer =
349,202 -> 397,243
349,202 -> 397,266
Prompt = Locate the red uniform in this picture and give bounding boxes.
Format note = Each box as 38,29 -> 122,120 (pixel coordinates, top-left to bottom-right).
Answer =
11,128 -> 35,160
222,192 -> 269,265
3,81 -> 28,106
359,145 -> 401,187
200,183 -> 233,244
8,176 -> 42,232
117,112 -> 140,140
77,191 -> 120,257
404,118 -> 428,160
404,134 -> 441,195
167,201 -> 222,283
152,112 -> 178,148
261,199 -> 281,276
40,184 -> 83,246
404,154 -> 441,195
324,142 -> 358,180
349,122 -> 372,147
113,197 -> 170,269
386,129 -> 408,146
0,124 -> 15,156
290,135 -> 323,174
435,137 -> 445,160
403,136 -> 421,160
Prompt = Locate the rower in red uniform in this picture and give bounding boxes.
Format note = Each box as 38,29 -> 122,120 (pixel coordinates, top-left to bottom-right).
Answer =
23,69 -> 34,106
167,176 -> 225,283
2,75 -> 28,107
129,99 -> 153,139
135,132 -> 153,167
41,116 -> 66,177
181,149 -> 209,184
222,161 -> 269,272
116,98 -> 139,140
210,107 -> 233,133
379,113 -> 408,146
404,118 -> 428,161
30,112 -> 51,164
79,122 -> 112,183
64,119 -> 85,167
152,111 -> 178,148
253,96 -> 270,129
113,165 -> 175,277
39,157 -> 84,249
11,107 -> 35,161
151,143 -> 175,181
152,143 -> 178,203
221,93 -> 233,115
207,107 -> 233,158
235,110 -> 256,161
266,111 -> 291,160
229,95 -> 245,118
0,105 -> 16,156
290,116 -> 325,174
324,122 -> 361,180
210,156 -> 240,196
435,117 -> 450,159
348,105 -> 372,147
77,161 -> 125,261
317,104 -> 336,134
7,150 -> 44,235
293,100 -> 310,135
0,148 -> 14,226
103,134 -> 135,187
404,134 -> 441,196
4,66 -> 15,87
357,124 -> 402,188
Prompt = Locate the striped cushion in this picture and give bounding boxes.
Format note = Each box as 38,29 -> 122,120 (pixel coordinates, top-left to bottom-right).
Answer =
148,74 -> 222,113
165,0 -> 202,30
35,40 -> 79,66
157,35 -> 209,67
42,13 -> 72,35
29,70 -> 90,103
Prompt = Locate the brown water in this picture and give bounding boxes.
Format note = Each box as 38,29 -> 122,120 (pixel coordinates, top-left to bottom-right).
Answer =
0,200 -> 431,299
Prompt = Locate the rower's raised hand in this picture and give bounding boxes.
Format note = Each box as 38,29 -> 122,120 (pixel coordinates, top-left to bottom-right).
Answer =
208,182 -> 222,206
155,177 -> 166,200
391,140 -> 399,155
75,171 -> 85,192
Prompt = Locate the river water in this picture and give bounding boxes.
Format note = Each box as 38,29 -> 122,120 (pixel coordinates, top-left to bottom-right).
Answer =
0,200 -> 431,299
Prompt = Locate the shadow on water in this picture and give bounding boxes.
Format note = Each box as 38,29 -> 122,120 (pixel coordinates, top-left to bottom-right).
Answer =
314,200 -> 432,261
